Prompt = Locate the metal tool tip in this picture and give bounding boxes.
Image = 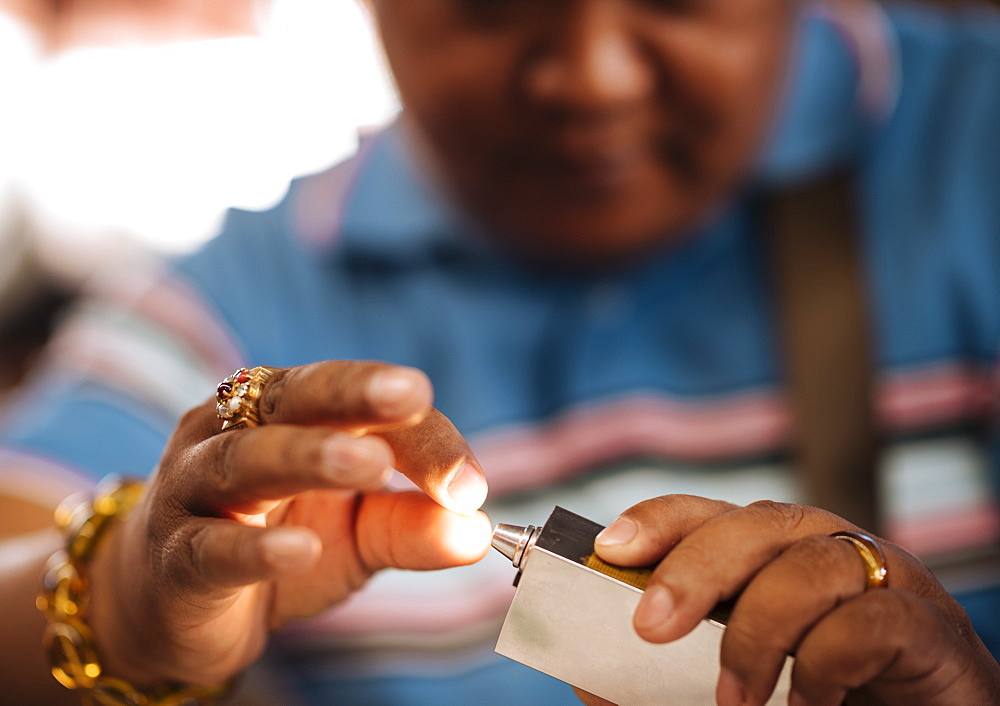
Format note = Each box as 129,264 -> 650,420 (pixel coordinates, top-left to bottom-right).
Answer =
491,523 -> 524,561
492,523 -> 538,567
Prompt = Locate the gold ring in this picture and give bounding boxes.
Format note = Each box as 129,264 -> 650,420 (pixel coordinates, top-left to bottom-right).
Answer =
830,530 -> 888,590
215,366 -> 280,430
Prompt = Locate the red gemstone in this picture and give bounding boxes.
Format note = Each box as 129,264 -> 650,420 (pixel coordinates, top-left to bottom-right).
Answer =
236,370 -> 251,383
216,382 -> 232,401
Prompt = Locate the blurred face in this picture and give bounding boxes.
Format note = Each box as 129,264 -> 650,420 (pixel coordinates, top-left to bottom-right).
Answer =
368,0 -> 796,268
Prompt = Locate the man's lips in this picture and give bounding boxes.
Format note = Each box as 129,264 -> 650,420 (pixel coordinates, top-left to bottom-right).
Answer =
512,145 -> 649,197
494,126 -> 710,197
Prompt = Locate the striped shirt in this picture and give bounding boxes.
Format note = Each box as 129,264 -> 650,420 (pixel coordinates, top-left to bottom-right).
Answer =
2,1 -> 999,703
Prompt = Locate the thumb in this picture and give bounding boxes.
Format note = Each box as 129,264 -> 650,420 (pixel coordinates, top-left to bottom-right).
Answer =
354,490 -> 492,572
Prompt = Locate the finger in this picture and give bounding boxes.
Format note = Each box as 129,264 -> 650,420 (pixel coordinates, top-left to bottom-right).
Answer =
378,407 -> 488,515
717,535 -> 870,706
171,361 -> 434,446
259,362 -> 433,429
627,500 -> 845,644
354,491 -> 492,573
593,494 -> 738,566
165,518 -> 323,594
177,425 -> 394,516
790,590 -> 988,706
226,361 -> 487,515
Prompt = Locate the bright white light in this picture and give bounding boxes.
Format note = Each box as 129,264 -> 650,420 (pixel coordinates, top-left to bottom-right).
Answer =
6,0 -> 399,270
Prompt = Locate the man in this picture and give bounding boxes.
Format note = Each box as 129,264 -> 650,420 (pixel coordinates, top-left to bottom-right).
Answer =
1,0 -> 998,703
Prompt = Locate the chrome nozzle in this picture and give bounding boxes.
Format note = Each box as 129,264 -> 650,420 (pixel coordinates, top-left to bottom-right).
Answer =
492,523 -> 541,569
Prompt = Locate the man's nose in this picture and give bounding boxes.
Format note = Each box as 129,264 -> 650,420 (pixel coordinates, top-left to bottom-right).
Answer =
524,0 -> 654,115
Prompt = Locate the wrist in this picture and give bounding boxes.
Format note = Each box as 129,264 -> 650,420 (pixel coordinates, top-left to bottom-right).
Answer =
37,476 -> 230,704
85,506 -> 162,686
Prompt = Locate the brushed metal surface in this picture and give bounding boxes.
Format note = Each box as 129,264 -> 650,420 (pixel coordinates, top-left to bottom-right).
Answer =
496,546 -> 792,705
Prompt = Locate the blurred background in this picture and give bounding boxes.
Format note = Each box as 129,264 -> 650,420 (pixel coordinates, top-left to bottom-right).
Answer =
0,0 -> 398,390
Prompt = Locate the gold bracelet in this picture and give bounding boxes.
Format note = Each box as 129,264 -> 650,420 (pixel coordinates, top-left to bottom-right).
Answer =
36,476 -> 230,705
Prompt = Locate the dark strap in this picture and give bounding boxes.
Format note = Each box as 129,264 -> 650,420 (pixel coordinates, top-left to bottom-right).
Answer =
765,171 -> 882,532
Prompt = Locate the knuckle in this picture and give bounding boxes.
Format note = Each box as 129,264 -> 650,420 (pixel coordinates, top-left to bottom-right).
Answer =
152,515 -> 200,588
186,523 -> 211,571
791,534 -> 845,570
319,360 -> 375,419
651,494 -> 697,513
297,433 -> 327,469
859,589 -> 917,623
206,432 -> 240,494
721,618 -> 788,665
259,369 -> 290,420
625,493 -> 723,525
330,360 -> 366,399
844,591 -> 916,648
627,494 -> 680,518
664,539 -> 722,579
781,535 -> 853,593
746,499 -> 807,532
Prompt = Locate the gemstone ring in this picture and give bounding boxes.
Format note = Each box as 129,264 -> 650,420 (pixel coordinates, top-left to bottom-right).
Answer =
215,366 -> 280,430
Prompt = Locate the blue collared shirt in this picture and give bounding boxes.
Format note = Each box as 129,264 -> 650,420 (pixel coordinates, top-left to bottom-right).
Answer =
2,2 -> 998,703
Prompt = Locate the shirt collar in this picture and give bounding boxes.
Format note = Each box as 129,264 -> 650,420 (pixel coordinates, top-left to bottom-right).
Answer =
289,121 -> 481,264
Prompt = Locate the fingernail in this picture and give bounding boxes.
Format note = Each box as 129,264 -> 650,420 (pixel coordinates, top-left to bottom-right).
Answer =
595,517 -> 637,546
367,368 -> 423,414
446,462 -> 488,514
716,668 -> 747,706
634,583 -> 674,630
262,529 -> 317,571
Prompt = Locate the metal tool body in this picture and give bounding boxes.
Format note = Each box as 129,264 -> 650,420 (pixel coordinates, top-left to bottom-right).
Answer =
492,507 -> 792,705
